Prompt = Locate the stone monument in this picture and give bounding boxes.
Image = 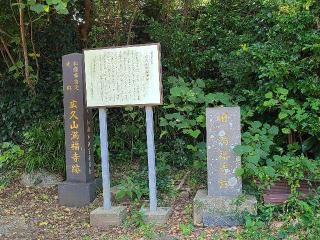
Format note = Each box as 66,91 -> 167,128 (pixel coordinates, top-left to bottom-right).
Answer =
84,44 -> 171,228
58,53 -> 96,207
193,107 -> 257,226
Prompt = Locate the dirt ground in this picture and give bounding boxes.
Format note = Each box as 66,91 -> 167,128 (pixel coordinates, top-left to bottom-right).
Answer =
0,181 -> 239,240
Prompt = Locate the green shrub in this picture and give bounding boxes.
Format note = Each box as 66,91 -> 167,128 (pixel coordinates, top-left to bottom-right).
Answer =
0,142 -> 24,188
234,121 -> 320,190
115,156 -> 174,202
159,76 -> 233,167
23,118 -> 65,173
0,142 -> 24,171
179,223 -> 194,236
149,0 -> 320,160
233,121 -> 280,184
116,176 -> 148,202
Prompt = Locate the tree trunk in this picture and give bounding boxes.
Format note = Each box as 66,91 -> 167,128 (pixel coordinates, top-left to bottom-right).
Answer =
18,0 -> 33,91
79,0 -> 92,47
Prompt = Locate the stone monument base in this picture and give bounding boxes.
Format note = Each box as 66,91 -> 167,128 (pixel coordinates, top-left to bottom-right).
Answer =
90,206 -> 127,228
193,189 -> 257,227
141,207 -> 172,225
58,180 -> 96,207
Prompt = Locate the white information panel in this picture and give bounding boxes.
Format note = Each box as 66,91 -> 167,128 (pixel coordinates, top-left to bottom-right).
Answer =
84,44 -> 162,107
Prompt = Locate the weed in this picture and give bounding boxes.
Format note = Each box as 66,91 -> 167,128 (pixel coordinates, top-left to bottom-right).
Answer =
179,223 -> 194,236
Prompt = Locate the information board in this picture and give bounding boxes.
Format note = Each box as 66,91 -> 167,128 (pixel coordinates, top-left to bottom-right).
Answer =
84,44 -> 162,107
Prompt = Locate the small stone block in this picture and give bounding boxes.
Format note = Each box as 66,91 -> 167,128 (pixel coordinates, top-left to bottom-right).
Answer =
142,207 -> 172,225
58,181 -> 96,207
203,213 -> 242,226
90,206 -> 127,228
193,189 -> 257,227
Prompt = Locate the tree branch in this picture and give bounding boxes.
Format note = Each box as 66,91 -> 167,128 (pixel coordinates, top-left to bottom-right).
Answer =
0,27 -> 12,38
28,9 -> 39,80
127,6 -> 138,45
0,48 -> 10,68
0,36 -> 15,65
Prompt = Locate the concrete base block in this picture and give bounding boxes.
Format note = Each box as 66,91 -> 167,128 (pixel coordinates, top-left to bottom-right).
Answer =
90,206 -> 127,228
142,207 -> 172,225
193,189 -> 257,227
58,180 -> 96,207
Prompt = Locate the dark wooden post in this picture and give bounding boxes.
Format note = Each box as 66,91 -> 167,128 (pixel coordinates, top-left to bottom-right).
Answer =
58,53 -> 96,207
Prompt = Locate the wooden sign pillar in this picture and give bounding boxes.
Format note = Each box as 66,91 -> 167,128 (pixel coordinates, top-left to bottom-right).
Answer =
58,53 -> 96,207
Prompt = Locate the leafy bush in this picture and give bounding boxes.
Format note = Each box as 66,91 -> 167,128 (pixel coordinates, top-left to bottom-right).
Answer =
0,142 -> 24,189
238,192 -> 320,239
179,223 -> 194,237
116,176 -> 148,201
0,0 -> 80,142
115,155 -> 174,202
234,121 -> 280,183
149,0 -> 320,159
0,142 -> 24,171
159,76 -> 233,167
23,118 -> 65,173
234,121 -> 320,190
147,3 -> 320,236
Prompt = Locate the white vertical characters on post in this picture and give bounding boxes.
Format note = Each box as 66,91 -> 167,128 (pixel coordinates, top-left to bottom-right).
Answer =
99,108 -> 112,210
145,106 -> 157,212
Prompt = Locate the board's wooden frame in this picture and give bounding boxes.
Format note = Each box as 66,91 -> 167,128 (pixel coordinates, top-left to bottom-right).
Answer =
83,43 -> 163,108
